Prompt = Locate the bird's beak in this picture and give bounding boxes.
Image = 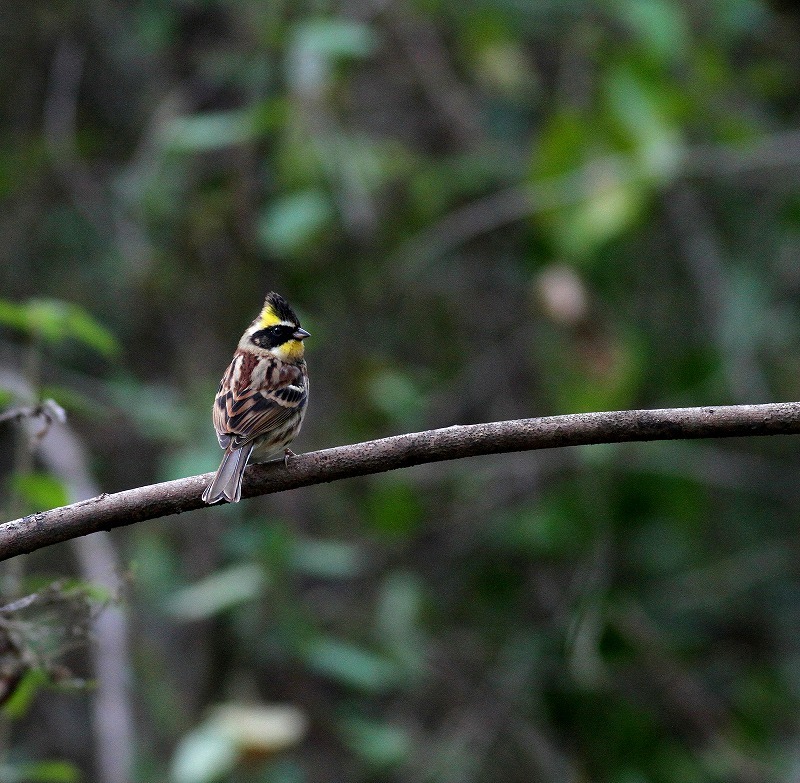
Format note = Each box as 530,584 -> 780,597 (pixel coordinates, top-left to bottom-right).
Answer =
293,328 -> 311,340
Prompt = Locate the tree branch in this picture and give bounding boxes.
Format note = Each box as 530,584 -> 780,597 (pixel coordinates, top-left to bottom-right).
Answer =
2,402 -> 800,561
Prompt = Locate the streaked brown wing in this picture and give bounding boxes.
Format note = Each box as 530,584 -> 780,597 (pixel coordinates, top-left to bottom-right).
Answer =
212,356 -> 307,449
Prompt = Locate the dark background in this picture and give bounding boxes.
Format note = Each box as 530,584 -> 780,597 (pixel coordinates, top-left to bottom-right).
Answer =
2,1 -> 800,781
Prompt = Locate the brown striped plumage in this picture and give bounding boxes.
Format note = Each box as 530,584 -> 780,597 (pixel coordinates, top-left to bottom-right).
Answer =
202,293 -> 309,504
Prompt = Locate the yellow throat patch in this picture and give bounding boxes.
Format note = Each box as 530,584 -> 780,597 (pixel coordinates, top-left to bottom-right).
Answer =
274,340 -> 305,362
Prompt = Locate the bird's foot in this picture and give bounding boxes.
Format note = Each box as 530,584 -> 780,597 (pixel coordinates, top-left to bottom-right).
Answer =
284,448 -> 296,468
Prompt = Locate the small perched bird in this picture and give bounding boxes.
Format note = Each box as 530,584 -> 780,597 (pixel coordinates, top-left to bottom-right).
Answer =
202,292 -> 310,504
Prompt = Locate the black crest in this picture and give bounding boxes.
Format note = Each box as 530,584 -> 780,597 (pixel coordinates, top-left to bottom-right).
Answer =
265,291 -> 300,325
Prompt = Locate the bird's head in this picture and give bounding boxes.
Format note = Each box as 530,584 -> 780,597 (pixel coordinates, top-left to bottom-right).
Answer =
243,292 -> 310,362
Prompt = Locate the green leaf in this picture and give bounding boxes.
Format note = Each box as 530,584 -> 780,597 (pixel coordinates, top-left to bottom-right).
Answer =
2,668 -> 48,720
531,111 -> 647,260
293,19 -> 376,60
604,64 -> 681,179
291,539 -> 364,579
0,300 -> 30,332
130,532 -> 182,604
474,40 -> 534,95
60,304 -> 119,357
375,572 -> 425,675
303,638 -> 400,693
0,299 -> 118,356
611,0 -> 689,64
340,716 -> 411,768
288,19 -> 377,93
555,168 -> 645,261
167,564 -> 266,620
24,300 -> 72,342
375,572 -> 423,646
4,760 -> 81,783
260,760 -> 306,783
165,111 -> 258,152
10,473 -> 69,511
533,109 -> 592,182
170,724 -> 237,783
566,164 -> 644,257
38,385 -> 107,418
257,190 -> 335,258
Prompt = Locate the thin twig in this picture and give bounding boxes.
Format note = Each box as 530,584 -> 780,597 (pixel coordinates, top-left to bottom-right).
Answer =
0,400 -> 66,438
1,401 -> 799,561
0,406 -> 36,426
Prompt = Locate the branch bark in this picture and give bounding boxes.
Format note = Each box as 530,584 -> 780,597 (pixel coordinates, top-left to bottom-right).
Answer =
2,402 -> 800,561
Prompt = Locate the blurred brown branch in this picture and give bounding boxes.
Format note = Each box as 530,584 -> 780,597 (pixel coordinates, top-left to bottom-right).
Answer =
2,401 -> 799,561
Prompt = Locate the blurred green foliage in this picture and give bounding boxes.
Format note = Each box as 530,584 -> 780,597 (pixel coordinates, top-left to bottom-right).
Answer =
2,0 -> 800,781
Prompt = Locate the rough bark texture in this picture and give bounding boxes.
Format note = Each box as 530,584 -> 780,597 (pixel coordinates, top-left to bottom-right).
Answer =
2,402 -> 799,561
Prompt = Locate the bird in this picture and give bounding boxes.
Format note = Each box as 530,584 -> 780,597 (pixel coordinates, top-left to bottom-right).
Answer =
202,292 -> 310,504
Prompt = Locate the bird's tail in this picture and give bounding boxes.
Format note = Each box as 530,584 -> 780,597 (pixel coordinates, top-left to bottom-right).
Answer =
202,442 -> 255,504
